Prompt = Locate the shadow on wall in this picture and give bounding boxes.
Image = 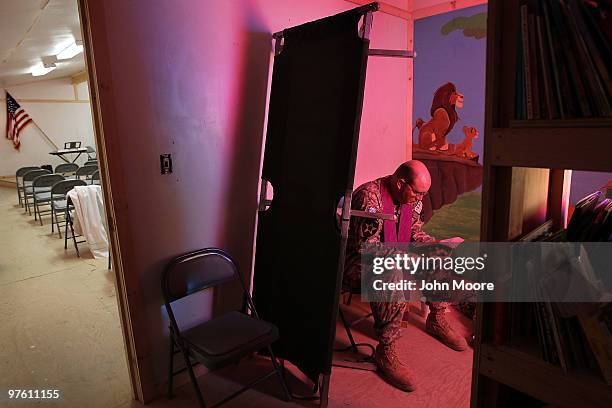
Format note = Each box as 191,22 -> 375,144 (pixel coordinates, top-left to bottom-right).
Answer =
215,29 -> 273,316
155,27 -> 272,387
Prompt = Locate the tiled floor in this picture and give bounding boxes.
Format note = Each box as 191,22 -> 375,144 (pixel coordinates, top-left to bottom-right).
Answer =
0,185 -> 474,408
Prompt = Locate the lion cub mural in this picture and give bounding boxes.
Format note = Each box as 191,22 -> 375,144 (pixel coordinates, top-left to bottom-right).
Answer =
454,126 -> 478,159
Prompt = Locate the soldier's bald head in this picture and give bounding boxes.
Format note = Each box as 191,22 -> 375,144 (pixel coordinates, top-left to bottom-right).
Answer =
394,160 -> 431,190
387,160 -> 431,204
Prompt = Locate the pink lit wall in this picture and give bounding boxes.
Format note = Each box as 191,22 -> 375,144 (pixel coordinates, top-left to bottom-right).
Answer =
86,0 -> 410,394
247,0 -> 411,186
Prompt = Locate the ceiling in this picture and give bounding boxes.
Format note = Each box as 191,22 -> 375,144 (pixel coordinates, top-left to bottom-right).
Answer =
0,0 -> 85,87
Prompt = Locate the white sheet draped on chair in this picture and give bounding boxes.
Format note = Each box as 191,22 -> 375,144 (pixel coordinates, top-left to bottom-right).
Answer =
67,185 -> 109,258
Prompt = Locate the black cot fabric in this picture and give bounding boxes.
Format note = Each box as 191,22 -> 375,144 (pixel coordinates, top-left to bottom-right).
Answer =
253,7 -> 372,382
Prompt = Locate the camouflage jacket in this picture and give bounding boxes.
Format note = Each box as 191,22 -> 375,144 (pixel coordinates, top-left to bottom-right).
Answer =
343,177 -> 435,288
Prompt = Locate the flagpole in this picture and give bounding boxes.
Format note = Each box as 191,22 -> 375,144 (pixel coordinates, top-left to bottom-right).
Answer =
31,120 -> 60,151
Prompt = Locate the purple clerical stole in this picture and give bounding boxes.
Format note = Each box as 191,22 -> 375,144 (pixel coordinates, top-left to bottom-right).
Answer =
380,179 -> 413,243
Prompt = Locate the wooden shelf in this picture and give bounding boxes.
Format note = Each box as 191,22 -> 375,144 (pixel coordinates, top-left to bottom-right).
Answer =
475,0 -> 612,406
487,128 -> 612,171
479,343 -> 612,408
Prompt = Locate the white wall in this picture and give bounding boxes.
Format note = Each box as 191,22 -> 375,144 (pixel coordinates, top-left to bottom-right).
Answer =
86,0 -> 411,395
355,1 -> 410,185
0,77 -> 95,176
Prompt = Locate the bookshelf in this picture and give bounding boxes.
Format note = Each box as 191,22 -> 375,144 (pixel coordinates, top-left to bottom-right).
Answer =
472,0 -> 612,406
479,344 -> 612,407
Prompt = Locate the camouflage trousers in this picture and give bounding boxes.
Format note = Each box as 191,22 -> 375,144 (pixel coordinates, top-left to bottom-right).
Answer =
343,257 -> 448,346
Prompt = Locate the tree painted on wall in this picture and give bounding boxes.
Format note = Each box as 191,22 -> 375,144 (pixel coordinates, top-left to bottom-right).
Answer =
441,12 -> 487,39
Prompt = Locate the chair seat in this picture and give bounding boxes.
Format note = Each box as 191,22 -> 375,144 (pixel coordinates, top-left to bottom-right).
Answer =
182,311 -> 278,369
35,192 -> 52,201
25,186 -> 52,194
53,200 -> 68,210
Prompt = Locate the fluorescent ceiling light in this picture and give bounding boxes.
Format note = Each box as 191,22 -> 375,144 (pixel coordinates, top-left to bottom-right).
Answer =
31,62 -> 56,76
57,41 -> 83,60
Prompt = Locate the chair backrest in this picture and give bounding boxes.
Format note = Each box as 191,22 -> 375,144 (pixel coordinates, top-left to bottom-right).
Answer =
55,163 -> 79,174
162,248 -> 242,304
86,146 -> 97,160
51,179 -> 87,197
84,160 -> 98,167
33,174 -> 65,188
23,169 -> 51,182
16,166 -> 40,186
16,166 -> 40,178
76,165 -> 98,178
91,170 -> 101,183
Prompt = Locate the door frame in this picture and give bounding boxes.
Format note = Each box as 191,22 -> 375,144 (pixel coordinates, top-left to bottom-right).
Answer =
77,0 -> 154,402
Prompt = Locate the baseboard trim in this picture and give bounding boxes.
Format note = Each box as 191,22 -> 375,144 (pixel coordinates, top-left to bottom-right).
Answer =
0,177 -> 16,188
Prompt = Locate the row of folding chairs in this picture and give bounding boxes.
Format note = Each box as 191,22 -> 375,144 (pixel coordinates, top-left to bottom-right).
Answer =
15,163 -> 101,257
51,161 -> 99,179
16,163 -> 100,208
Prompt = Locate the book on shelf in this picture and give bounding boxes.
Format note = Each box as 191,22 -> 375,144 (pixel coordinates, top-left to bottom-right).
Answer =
515,32 -> 526,120
579,305 -> 612,385
536,15 -> 556,119
541,0 -> 566,118
506,189 -> 612,383
519,4 -> 534,119
528,12 -> 541,119
515,0 -> 612,120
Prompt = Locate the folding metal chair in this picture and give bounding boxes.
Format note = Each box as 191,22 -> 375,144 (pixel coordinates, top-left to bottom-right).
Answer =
50,180 -> 87,238
15,166 -> 40,206
75,165 -> 98,183
63,194 -> 88,257
33,174 -> 65,225
55,163 -> 79,178
22,169 -> 51,215
91,170 -> 101,185
84,160 -> 98,167
162,248 -> 291,408
85,146 -> 97,161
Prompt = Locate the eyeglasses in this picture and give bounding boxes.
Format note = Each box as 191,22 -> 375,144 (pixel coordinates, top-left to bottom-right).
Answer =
402,181 -> 427,198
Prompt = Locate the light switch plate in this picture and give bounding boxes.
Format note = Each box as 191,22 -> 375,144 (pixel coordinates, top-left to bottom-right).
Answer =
160,154 -> 172,175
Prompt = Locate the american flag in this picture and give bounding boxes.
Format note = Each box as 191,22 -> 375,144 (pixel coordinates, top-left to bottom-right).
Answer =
6,92 -> 32,149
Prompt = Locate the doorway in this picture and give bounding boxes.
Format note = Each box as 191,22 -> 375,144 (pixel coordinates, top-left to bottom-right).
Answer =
0,1 -> 133,406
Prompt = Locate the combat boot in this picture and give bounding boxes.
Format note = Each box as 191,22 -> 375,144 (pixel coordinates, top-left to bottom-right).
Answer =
425,307 -> 468,351
374,343 -> 416,392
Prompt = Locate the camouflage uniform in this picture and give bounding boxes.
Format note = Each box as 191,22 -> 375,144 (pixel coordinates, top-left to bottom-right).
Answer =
344,176 -> 438,346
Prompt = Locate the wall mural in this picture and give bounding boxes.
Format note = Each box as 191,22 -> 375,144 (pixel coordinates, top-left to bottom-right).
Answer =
413,4 -> 609,231
412,5 -> 487,241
